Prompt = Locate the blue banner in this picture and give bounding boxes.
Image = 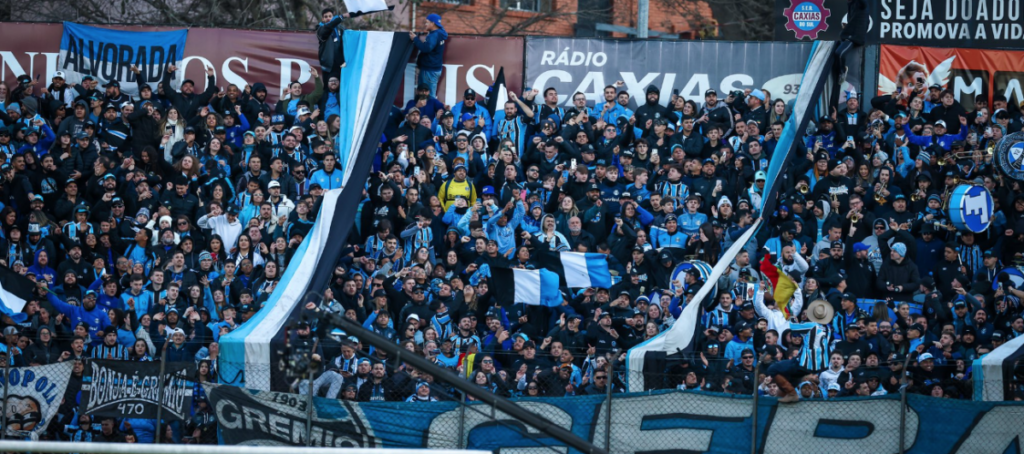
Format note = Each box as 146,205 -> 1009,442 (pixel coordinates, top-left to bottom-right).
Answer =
207,384 -> 1024,453
58,22 -> 188,96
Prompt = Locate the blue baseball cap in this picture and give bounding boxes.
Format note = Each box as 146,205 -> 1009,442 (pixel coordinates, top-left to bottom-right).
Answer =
426,13 -> 442,27
853,242 -> 869,253
460,113 -> 474,122
482,186 -> 495,196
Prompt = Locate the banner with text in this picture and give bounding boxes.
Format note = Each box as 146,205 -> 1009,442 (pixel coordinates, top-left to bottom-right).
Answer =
59,22 -> 188,97
523,38 -> 844,108
80,359 -> 196,421
774,0 -> 1024,49
878,45 -> 1024,111
0,362 -> 73,436
1,23 -> 521,105
207,384 -> 1024,453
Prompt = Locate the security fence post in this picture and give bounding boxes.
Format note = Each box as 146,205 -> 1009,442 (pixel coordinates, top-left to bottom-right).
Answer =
457,390 -> 466,449
0,341 -> 10,440
898,354 -> 912,454
750,360 -> 760,454
604,359 -> 614,452
306,376 -> 314,446
154,340 -> 169,444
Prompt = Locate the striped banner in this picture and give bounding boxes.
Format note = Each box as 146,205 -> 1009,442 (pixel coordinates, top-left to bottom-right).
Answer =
219,31 -> 414,390
625,41 -> 837,393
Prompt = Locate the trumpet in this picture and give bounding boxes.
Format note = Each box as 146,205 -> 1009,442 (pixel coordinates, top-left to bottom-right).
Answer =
798,183 -> 810,194
874,183 -> 887,204
851,211 -> 861,223
938,151 -> 976,166
910,191 -> 924,202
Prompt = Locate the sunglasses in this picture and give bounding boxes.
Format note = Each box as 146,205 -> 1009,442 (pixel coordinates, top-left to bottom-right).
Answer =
742,356 -> 754,359
482,360 -> 493,364
594,376 -> 607,380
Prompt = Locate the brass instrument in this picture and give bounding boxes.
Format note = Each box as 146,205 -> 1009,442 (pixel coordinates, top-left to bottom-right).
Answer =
938,151 -> 977,166
874,183 -> 887,204
851,212 -> 861,223
798,183 -> 810,194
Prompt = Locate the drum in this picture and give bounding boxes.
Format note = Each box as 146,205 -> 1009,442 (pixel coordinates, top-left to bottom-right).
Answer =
669,261 -> 717,300
948,184 -> 994,233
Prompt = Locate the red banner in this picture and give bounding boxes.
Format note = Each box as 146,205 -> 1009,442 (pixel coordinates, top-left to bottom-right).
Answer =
0,22 -> 522,105
878,44 -> 1024,112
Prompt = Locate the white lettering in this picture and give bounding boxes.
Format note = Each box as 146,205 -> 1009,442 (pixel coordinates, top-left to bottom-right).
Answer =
765,400 -> 918,452
947,0 -> 958,19
182,55 -> 215,91
442,63 -> 462,107
621,72 -> 662,104
221,56 -> 249,90
466,64 -> 495,101
540,51 -> 555,66
274,58 -> 311,100
954,76 -> 984,103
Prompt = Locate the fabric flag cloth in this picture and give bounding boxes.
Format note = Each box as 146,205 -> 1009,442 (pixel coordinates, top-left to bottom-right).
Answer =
626,40 -> 837,393
485,67 -> 508,117
973,333 -> 1024,401
534,250 -> 613,289
343,0 -> 390,13
758,252 -> 798,318
0,266 -> 35,322
760,40 -> 837,216
58,22 -> 188,97
491,267 -> 562,307
219,31 -> 414,392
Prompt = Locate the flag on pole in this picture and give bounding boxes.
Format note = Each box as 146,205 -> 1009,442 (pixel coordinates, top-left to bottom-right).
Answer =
491,267 -> 562,307
485,67 -> 508,117
533,250 -> 613,289
759,252 -> 799,318
0,267 -> 35,322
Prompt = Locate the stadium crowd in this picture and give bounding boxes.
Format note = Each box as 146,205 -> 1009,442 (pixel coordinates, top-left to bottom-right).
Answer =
1,11 -> 1024,442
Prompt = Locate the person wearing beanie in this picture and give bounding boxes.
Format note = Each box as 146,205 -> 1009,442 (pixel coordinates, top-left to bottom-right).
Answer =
410,13 -> 448,97
878,238 -> 920,300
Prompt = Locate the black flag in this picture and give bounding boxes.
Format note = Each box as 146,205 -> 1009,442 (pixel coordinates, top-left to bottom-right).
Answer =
485,67 -> 508,117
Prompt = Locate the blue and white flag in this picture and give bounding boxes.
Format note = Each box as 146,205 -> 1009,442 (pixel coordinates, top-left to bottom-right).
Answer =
0,266 -> 34,322
58,22 -> 188,97
491,267 -> 562,307
626,40 -> 838,393
219,31 -> 415,392
560,252 -> 612,289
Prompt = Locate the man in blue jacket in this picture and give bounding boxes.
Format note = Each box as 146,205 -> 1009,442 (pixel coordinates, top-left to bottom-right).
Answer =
410,14 -> 448,97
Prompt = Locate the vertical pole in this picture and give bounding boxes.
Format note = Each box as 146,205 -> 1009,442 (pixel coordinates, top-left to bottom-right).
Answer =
306,377 -> 315,446
1,344 -> 11,440
154,340 -> 169,444
411,2 -> 417,32
637,0 -> 649,38
898,354 -> 912,454
604,359 -> 614,451
750,361 -> 760,454
457,390 -> 466,450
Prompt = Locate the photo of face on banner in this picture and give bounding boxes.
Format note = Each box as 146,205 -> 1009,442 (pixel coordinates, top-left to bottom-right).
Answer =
878,45 -> 1024,112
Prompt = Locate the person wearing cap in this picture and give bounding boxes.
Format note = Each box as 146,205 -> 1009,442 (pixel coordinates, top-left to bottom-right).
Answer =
438,158 -> 477,210
450,88 -> 493,138
160,175 -> 200,220
741,89 -> 769,135
806,115 -> 840,153
409,14 -> 447,97
902,114 -> 969,151
877,238 -> 921,300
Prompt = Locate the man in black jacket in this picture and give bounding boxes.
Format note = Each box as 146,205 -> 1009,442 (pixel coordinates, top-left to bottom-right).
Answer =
162,64 -> 218,121
634,85 -> 672,137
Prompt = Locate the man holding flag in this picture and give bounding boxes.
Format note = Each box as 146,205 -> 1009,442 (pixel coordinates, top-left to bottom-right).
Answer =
757,251 -> 804,334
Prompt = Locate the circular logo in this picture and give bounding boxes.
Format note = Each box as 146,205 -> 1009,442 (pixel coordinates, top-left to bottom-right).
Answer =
959,185 -> 994,233
996,132 -> 1024,181
784,0 -> 831,39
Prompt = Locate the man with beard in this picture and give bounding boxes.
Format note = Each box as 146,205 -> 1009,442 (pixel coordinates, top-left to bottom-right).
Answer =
634,85 -> 672,137
697,89 -> 735,138
811,159 -> 854,214
162,64 -> 218,120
